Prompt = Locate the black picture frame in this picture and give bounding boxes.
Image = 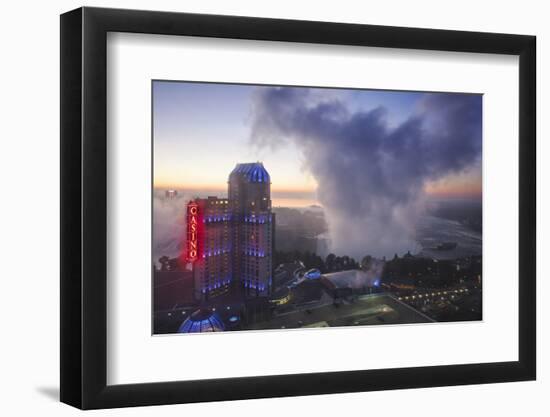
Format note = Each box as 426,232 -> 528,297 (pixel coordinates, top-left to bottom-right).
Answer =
60,6 -> 536,410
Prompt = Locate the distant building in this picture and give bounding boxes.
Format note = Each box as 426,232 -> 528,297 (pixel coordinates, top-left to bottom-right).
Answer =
165,189 -> 178,199
186,163 -> 274,300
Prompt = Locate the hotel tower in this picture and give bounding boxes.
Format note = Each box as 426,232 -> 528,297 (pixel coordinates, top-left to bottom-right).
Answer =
186,162 -> 274,300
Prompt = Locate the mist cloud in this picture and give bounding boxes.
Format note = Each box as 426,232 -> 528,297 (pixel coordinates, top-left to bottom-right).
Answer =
249,88 -> 481,258
153,192 -> 188,265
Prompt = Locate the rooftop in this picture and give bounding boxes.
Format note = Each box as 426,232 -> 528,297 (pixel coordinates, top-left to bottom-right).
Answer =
230,162 -> 270,183
178,308 -> 225,333
323,269 -> 379,289
246,294 -> 433,330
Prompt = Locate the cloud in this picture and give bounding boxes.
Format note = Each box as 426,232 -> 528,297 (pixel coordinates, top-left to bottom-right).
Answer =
153,191 -> 188,265
249,87 -> 481,258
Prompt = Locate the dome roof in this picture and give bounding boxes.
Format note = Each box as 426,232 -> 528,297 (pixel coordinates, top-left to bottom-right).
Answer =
230,162 -> 270,183
304,269 -> 322,280
178,309 -> 225,333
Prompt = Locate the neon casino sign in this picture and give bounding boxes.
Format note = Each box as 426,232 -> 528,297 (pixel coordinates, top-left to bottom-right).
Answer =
186,201 -> 201,262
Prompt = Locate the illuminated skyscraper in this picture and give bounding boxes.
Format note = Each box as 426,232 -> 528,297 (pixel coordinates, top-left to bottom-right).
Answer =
185,163 -> 273,300
229,163 -> 273,297
165,189 -> 178,199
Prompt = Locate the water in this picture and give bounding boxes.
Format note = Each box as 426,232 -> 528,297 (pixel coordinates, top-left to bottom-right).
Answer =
415,215 -> 482,260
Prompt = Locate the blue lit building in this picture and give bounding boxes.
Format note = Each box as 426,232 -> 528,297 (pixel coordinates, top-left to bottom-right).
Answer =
189,196 -> 233,300
188,162 -> 274,300
178,309 -> 225,333
229,162 -> 274,297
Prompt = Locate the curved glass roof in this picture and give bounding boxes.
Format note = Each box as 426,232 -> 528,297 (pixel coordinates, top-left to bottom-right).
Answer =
178,309 -> 225,333
230,162 -> 270,183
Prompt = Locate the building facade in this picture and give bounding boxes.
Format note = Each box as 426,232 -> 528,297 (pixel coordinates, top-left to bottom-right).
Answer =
186,197 -> 233,300
186,163 -> 274,300
229,163 -> 274,297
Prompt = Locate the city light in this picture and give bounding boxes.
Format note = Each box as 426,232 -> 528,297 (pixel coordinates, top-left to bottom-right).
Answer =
186,201 -> 201,262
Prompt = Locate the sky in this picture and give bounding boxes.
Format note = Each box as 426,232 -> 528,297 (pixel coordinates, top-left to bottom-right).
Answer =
153,80 -> 482,258
153,81 -> 317,195
153,81 -> 482,204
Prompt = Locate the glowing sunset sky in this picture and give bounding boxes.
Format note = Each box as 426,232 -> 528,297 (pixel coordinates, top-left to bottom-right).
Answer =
153,81 -> 482,203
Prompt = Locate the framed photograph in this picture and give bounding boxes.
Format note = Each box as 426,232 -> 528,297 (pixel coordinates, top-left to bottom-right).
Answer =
60,6 -> 536,409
